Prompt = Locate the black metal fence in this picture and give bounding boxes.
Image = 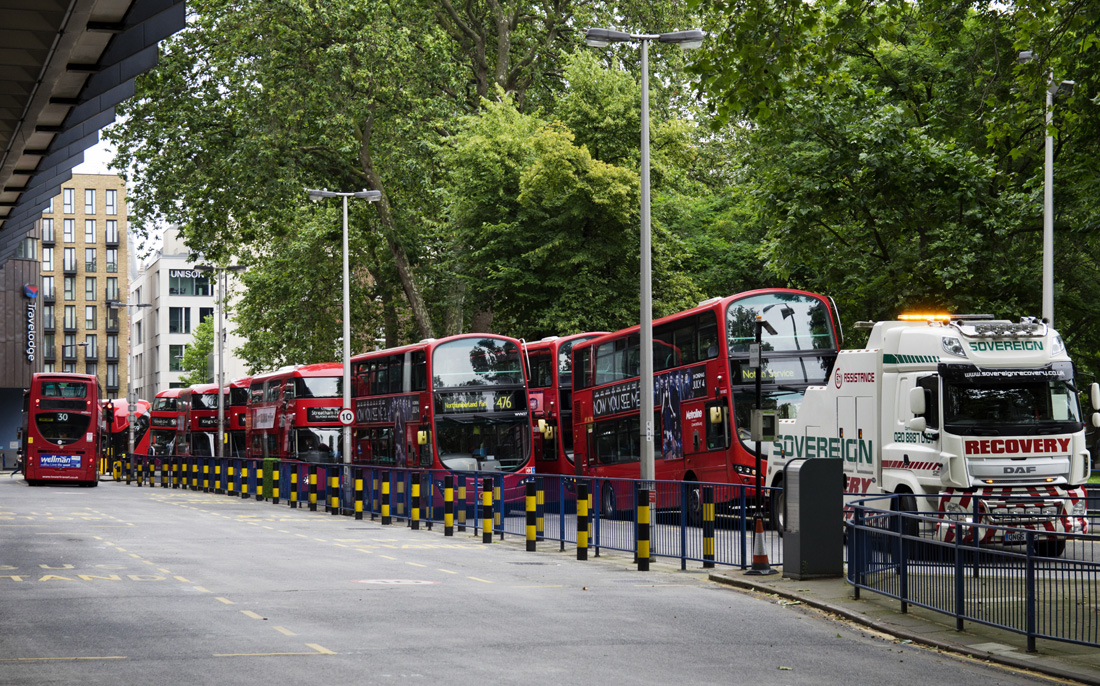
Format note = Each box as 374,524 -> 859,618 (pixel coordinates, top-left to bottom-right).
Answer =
847,494 -> 1100,651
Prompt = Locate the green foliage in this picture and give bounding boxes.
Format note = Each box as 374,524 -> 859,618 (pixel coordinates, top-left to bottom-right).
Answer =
178,316 -> 215,386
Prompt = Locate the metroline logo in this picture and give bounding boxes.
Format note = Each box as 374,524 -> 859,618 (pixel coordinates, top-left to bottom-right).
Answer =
964,438 -> 1070,455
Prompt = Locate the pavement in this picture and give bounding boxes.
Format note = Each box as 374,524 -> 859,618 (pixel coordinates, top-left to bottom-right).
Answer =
708,566 -> 1100,685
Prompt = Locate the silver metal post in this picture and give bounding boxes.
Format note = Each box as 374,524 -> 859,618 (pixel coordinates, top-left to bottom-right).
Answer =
1043,68 -> 1054,327
342,195 -> 352,465
639,37 -> 654,484
217,270 -> 226,458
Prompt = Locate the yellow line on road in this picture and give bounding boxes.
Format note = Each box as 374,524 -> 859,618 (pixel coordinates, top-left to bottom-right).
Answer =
214,644 -> 335,657
273,626 -> 296,636
305,644 -> 336,655
194,586 -> 212,593
174,576 -> 190,583
241,610 -> 265,620
406,562 -> 426,568
380,555 -> 397,561
0,656 -> 127,662
437,569 -> 457,574
216,597 -> 235,605
467,576 -> 492,584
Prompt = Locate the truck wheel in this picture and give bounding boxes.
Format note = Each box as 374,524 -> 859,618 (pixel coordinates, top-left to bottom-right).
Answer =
769,486 -> 785,533
1033,539 -> 1066,558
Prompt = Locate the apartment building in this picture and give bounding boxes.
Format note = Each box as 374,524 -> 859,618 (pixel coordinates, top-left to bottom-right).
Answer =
36,174 -> 130,398
129,227 -> 249,401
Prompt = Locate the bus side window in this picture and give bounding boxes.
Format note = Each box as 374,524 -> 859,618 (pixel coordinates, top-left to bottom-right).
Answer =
705,400 -> 730,451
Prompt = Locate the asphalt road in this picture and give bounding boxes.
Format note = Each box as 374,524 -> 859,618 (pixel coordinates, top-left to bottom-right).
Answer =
0,476 -> 1060,685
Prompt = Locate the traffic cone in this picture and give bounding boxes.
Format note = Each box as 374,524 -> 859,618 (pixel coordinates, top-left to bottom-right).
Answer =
745,514 -> 778,576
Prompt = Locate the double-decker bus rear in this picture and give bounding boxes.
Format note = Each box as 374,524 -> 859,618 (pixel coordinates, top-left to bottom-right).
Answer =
101,399 -> 151,463
21,373 -> 104,486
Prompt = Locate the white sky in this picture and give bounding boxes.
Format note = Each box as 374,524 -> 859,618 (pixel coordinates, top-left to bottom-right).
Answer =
73,138 -> 116,175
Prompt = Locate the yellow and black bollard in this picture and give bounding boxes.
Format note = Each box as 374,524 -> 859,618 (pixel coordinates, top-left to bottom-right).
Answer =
410,472 -> 421,531
636,487 -> 650,572
371,473 -> 379,520
577,483 -> 589,560
457,478 -> 467,532
329,471 -> 340,515
381,471 -> 392,525
702,486 -> 715,569
494,479 -> 502,540
525,481 -> 537,552
481,477 -> 494,544
536,481 -> 545,541
257,461 -> 266,501
228,463 -> 236,496
203,459 -> 210,493
290,467 -> 299,508
272,464 -> 280,505
588,489 -> 595,556
308,466 -> 318,512
241,464 -> 249,499
444,474 -> 454,536
354,469 -> 364,520
214,460 -> 222,494
396,477 -> 406,519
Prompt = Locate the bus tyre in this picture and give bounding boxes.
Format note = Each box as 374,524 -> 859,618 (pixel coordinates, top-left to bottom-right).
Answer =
601,482 -> 616,518
685,483 -> 702,527
769,486 -> 785,534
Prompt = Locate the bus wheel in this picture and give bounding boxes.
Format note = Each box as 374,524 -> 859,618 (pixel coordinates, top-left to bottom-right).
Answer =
601,482 -> 616,518
768,485 -> 785,533
685,482 -> 702,527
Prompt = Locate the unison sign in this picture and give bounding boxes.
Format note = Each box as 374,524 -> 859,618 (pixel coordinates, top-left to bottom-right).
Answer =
23,284 -> 37,363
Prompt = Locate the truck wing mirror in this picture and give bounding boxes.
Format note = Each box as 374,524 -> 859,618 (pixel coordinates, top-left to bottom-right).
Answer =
906,416 -> 927,432
909,387 -> 926,416
1092,414 -> 1100,429
1091,383 -> 1100,411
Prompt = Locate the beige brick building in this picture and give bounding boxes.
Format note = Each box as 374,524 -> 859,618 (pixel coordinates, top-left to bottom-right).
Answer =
36,174 -> 129,398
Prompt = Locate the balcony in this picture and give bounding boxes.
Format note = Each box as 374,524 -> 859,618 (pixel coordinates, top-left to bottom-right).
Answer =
105,348 -> 119,362
85,261 -> 97,273
106,263 -> 118,273
42,316 -> 55,332
43,289 -> 55,302
63,319 -> 77,333
43,346 -> 56,362
105,233 -> 119,247
41,231 -> 55,245
62,260 -> 77,274
84,346 -> 99,361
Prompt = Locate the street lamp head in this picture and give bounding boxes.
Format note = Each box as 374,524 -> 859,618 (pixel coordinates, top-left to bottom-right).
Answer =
306,188 -> 335,202
352,190 -> 382,202
1051,80 -> 1075,100
585,27 -> 632,48
658,30 -> 705,49
1018,50 -> 1035,64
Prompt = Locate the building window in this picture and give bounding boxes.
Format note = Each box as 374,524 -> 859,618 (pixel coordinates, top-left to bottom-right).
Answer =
42,276 -> 54,300
134,286 -> 142,304
46,197 -> 54,214
135,321 -> 143,345
106,363 -> 119,389
85,305 -> 96,329
85,219 -> 96,243
43,306 -> 55,330
16,236 -> 36,260
63,275 -> 75,301
63,362 -> 76,373
85,277 -> 96,300
85,189 -> 96,214
63,219 -> 74,243
42,219 -> 54,242
106,277 -> 119,302
64,306 -> 76,329
85,334 -> 97,357
105,219 -> 118,243
42,247 -> 53,272
63,188 -> 74,214
63,247 -> 76,272
170,344 -> 187,371
169,270 -> 211,296
169,307 -> 191,334
199,307 -> 214,324
106,248 -> 118,273
106,189 -> 117,215
63,333 -> 76,357
44,333 -> 55,352
85,247 -> 97,272
86,361 -> 97,378
44,363 -> 55,373
106,334 -> 119,359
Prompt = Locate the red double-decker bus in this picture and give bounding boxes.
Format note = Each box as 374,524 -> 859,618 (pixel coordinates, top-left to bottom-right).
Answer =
101,398 -> 151,463
351,334 -> 532,475
225,376 -> 251,458
180,383 -> 222,457
571,288 -> 841,514
19,373 -> 105,486
246,363 -> 344,461
149,388 -> 185,456
524,333 -> 607,476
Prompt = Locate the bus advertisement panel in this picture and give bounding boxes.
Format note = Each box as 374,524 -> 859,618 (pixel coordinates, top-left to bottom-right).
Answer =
246,363 -> 344,462
571,288 -> 841,514
20,373 -> 105,486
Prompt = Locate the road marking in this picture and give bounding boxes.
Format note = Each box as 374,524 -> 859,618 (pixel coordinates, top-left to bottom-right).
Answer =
273,626 -> 296,636
158,568 -> 171,574
306,644 -> 336,655
241,610 -> 265,620
406,562 -> 426,568
513,585 -> 564,588
216,597 -> 235,605
437,569 -> 457,574
0,656 -> 127,662
467,577 -> 492,584
129,554 -> 141,559
194,586 -> 212,593
380,555 -> 397,561
175,576 -> 190,583
214,644 -> 335,658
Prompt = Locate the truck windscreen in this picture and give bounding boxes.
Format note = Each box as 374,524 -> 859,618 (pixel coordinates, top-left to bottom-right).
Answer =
940,362 -> 1082,435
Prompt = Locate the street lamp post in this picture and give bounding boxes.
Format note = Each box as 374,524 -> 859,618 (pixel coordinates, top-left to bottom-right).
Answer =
305,188 -> 382,464
1018,51 -> 1074,328
107,299 -> 152,459
585,27 -> 703,483
196,264 -> 245,458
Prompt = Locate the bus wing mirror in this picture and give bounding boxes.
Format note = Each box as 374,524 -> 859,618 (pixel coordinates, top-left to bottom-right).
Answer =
537,419 -> 547,433
709,406 -> 722,424
417,430 -> 428,446
909,387 -> 926,416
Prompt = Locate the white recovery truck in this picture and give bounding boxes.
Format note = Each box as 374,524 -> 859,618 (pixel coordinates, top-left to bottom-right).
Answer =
766,314 -> 1096,555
